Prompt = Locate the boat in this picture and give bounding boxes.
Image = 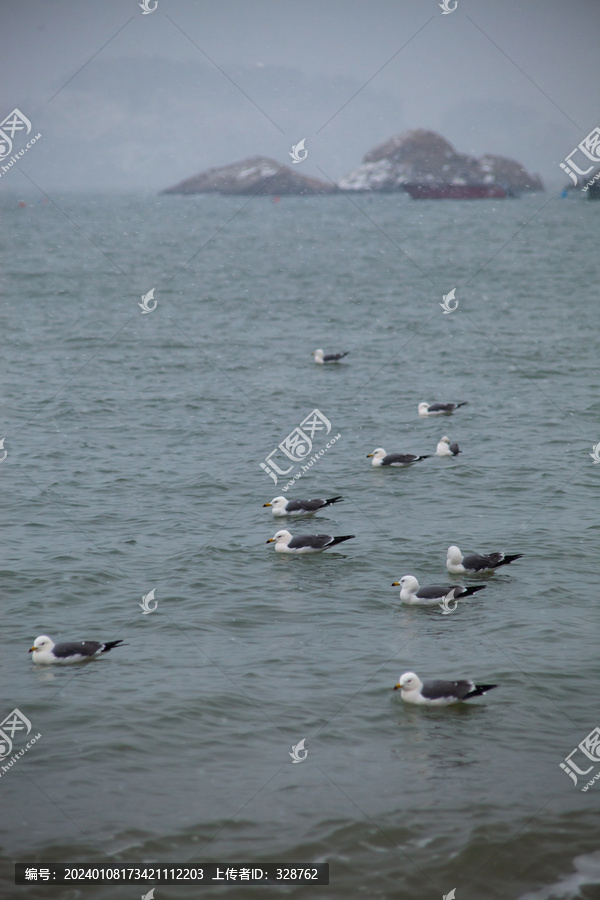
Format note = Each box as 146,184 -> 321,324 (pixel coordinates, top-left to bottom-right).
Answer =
402,183 -> 507,200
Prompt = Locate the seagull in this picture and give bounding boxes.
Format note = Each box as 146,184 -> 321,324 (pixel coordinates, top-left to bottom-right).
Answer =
392,575 -> 486,606
367,448 -> 430,467
436,435 -> 460,456
313,349 -> 349,364
393,671 -> 497,705
266,530 -> 355,553
446,545 -> 523,574
29,635 -> 125,665
263,496 -> 343,516
418,402 -> 467,416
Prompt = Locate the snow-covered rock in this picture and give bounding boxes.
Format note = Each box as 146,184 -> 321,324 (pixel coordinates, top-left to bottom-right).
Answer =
338,129 -> 544,193
162,156 -> 333,195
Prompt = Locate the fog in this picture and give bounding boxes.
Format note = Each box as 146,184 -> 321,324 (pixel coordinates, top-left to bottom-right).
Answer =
0,0 -> 598,190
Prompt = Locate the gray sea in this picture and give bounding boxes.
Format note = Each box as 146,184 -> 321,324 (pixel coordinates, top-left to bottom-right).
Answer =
1,190 -> 599,900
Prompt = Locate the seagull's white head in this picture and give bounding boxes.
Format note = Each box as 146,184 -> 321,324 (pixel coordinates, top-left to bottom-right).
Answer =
29,635 -> 54,653
393,575 -> 419,593
418,402 -> 430,415
440,436 -> 451,444
313,349 -> 325,363
394,671 -> 422,692
447,545 -> 462,564
366,448 -> 386,462
263,496 -> 286,510
266,530 -> 292,545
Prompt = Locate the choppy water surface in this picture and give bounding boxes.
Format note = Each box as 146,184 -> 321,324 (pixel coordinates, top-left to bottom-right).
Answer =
1,191 -> 599,899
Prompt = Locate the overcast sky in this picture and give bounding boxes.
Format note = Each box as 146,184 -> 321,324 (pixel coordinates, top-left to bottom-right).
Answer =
0,0 -> 598,190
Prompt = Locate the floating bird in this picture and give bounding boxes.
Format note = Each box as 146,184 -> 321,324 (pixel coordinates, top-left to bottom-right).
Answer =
313,349 -> 349,364
393,671 -> 497,705
418,401 -> 467,416
367,448 -> 430,467
436,435 -> 460,456
392,575 -> 486,606
263,496 -> 343,516
29,635 -> 125,665
266,530 -> 355,553
446,545 -> 523,574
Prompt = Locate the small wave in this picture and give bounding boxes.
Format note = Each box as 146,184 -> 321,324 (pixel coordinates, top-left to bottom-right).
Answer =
518,851 -> 600,900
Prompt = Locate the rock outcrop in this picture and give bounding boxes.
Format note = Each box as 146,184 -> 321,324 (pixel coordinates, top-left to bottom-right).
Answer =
161,156 -> 333,195
337,129 -> 544,193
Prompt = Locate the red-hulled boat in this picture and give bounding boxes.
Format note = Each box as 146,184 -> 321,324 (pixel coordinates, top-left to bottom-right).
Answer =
403,183 -> 507,200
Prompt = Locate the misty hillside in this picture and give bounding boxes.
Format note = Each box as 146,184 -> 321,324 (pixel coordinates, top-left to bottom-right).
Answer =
5,53 -> 572,191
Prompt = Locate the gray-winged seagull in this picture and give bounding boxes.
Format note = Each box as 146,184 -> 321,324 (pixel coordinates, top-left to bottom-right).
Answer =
436,436 -> 460,456
392,575 -> 486,606
367,448 -> 430,467
266,530 -> 355,553
393,671 -> 497,705
29,635 -> 125,665
418,402 -> 467,416
313,349 -> 349,364
263,496 -> 343,516
446,545 -> 523,574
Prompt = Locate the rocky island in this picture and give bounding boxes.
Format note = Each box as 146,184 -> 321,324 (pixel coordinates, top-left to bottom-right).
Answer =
161,131 -> 543,198
338,129 -> 544,195
161,156 -> 333,196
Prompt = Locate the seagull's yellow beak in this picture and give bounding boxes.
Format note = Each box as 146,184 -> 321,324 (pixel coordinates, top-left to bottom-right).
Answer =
266,538 -> 275,543
366,453 -> 373,458
263,502 -> 271,507
391,582 -> 400,586
393,683 -> 401,691
29,646 -> 36,653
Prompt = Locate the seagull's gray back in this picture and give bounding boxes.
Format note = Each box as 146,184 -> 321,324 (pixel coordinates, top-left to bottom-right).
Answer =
285,499 -> 326,512
384,453 -> 421,465
287,534 -> 333,550
53,640 -> 103,658
463,552 -> 503,570
428,403 -> 455,412
421,679 -> 473,700
415,584 -> 459,599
